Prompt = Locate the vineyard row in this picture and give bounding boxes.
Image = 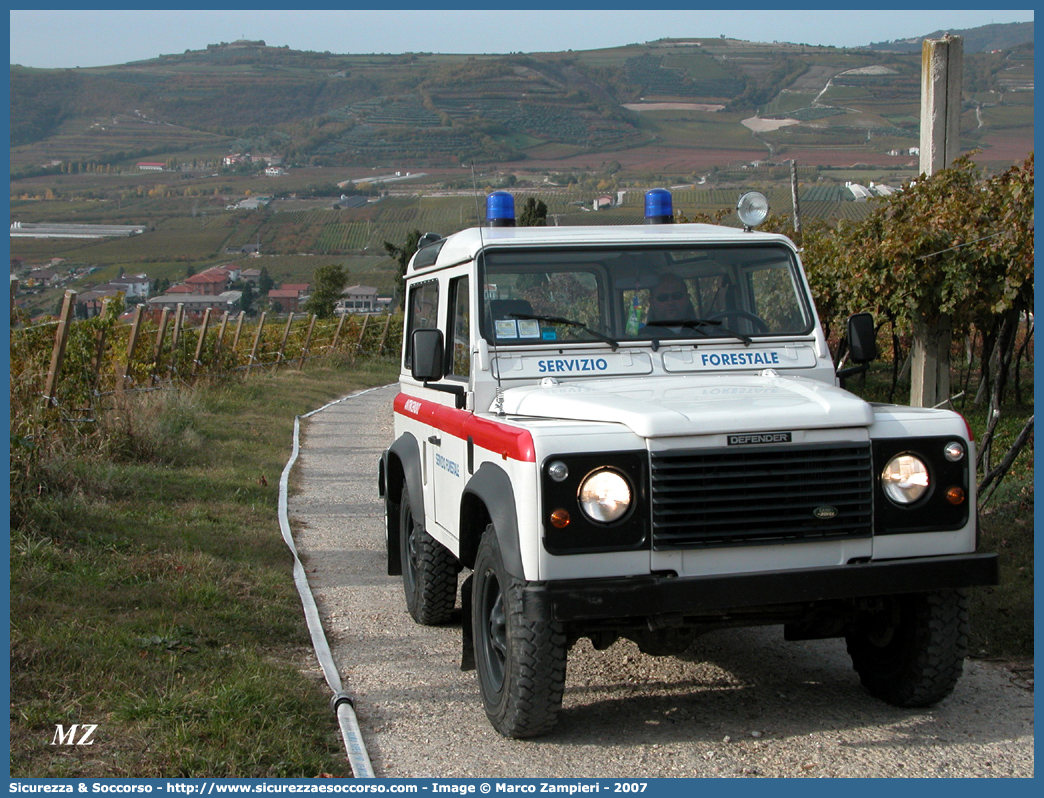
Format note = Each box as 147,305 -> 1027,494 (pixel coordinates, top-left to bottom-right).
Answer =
12,289 -> 404,419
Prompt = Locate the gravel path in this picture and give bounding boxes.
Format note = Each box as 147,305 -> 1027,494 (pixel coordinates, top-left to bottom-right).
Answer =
289,385 -> 1033,778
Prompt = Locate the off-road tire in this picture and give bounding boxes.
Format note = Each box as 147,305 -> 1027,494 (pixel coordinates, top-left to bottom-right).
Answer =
473,527 -> 567,738
845,589 -> 969,707
399,486 -> 457,625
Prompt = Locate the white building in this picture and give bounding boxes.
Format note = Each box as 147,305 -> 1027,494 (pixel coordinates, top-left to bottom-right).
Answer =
336,285 -> 381,313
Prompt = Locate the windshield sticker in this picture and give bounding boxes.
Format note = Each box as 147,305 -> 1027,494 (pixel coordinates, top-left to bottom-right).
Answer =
495,319 -> 519,339
518,319 -> 542,339
542,330 -> 558,341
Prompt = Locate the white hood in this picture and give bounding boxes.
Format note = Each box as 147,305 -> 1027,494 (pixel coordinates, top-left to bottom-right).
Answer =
498,372 -> 874,438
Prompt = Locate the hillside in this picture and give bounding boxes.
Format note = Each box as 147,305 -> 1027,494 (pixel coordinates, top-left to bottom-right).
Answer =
9,26 -> 1034,176
866,20 -> 1033,53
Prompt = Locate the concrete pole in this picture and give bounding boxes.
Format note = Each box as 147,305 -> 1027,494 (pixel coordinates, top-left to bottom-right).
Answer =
789,160 -> 801,244
920,34 -> 963,176
911,35 -> 963,407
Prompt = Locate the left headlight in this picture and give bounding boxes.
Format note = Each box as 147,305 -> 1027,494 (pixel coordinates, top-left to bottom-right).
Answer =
881,453 -> 930,505
578,468 -> 632,523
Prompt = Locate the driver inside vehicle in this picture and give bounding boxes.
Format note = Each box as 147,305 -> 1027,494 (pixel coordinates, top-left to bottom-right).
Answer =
645,272 -> 696,329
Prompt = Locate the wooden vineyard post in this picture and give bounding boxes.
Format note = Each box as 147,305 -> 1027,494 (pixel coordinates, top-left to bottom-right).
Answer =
171,302 -> 185,351
276,312 -> 295,369
170,303 -> 185,379
215,310 -> 230,359
42,290 -> 77,407
378,313 -> 393,356
192,308 -> 213,378
151,307 -> 172,384
331,313 -> 348,353
90,298 -> 111,397
232,311 -> 246,352
299,314 -> 317,370
248,312 -> 267,374
119,304 -> 144,391
356,314 -> 369,359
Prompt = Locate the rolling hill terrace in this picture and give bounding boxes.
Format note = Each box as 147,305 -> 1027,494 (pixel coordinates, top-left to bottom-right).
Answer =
10,26 -> 1032,174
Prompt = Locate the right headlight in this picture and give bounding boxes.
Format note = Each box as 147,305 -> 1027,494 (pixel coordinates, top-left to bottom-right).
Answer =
578,468 -> 632,523
881,453 -> 930,505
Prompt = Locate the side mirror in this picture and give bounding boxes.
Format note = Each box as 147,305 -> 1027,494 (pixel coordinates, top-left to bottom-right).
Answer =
411,328 -> 445,382
846,313 -> 878,364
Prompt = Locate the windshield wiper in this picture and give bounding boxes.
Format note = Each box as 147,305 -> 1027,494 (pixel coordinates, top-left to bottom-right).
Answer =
644,318 -> 752,346
510,313 -> 619,351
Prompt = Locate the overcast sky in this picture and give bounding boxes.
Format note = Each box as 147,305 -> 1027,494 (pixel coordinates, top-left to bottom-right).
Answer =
9,8 -> 1035,69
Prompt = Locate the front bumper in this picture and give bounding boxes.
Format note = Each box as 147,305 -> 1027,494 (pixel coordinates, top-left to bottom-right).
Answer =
522,553 -> 999,622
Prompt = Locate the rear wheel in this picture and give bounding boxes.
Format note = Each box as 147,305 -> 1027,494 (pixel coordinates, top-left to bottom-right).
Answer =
473,527 -> 567,738
845,589 -> 969,707
399,486 -> 457,625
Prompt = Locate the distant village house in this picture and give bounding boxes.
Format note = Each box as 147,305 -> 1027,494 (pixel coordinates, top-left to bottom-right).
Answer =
336,285 -> 380,314
268,288 -> 303,313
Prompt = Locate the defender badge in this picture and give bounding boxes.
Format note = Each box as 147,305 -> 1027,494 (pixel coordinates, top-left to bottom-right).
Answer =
727,432 -> 792,445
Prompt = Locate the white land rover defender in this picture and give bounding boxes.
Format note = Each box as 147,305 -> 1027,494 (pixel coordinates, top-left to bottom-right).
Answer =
378,189 -> 998,738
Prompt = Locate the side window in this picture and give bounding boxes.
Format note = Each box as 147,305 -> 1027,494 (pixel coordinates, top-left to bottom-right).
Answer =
404,280 -> 440,369
448,276 -> 471,379
747,267 -> 808,332
692,274 -> 730,317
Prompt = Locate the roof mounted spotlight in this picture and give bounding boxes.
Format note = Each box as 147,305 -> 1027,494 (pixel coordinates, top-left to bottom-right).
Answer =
736,191 -> 769,231
486,191 -> 516,227
643,188 -> 674,224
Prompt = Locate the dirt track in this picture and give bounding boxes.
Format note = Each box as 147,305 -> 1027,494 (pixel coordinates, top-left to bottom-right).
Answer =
289,385 -> 1033,778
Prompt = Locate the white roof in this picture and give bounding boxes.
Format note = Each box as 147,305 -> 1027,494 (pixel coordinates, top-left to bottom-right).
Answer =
416,223 -> 795,274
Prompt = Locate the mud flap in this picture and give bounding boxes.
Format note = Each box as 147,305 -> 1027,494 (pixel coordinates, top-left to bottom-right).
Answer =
460,573 -> 475,671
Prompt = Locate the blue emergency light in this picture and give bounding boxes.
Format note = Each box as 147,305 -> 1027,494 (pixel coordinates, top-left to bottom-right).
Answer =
486,191 -> 516,227
644,188 -> 674,224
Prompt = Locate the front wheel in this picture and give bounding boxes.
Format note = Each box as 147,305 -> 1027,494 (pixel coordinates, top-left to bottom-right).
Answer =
845,589 -> 969,707
473,527 -> 567,738
399,486 -> 458,625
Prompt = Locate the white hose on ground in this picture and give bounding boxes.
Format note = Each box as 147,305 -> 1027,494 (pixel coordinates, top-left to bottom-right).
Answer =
278,386 -> 387,779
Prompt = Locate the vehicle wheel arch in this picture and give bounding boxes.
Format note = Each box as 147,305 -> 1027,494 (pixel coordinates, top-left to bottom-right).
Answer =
384,433 -> 422,576
461,463 -> 523,578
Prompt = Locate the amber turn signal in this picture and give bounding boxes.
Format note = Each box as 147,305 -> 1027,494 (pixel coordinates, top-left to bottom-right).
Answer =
550,508 -> 571,529
945,486 -> 965,505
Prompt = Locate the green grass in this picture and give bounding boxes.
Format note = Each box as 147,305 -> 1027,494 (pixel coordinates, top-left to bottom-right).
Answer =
10,356 -> 400,777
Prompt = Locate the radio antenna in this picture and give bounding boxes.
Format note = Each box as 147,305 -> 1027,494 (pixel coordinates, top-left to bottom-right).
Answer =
471,163 -> 505,415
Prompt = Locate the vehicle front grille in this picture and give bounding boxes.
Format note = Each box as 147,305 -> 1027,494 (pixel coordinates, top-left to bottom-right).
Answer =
650,442 -> 873,549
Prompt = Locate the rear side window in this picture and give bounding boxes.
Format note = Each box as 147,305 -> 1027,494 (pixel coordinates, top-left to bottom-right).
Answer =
404,280 -> 439,369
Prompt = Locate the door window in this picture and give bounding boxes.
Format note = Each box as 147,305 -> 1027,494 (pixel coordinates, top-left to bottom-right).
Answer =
404,280 -> 440,369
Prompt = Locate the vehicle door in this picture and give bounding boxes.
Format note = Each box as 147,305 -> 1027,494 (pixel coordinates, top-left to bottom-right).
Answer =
431,274 -> 472,535
403,278 -> 443,532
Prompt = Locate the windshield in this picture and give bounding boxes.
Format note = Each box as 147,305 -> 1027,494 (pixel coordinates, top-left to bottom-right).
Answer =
480,244 -> 813,346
